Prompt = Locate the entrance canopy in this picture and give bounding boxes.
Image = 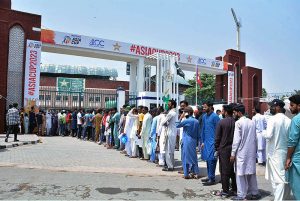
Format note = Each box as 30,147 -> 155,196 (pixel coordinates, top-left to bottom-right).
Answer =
41,29 -> 227,75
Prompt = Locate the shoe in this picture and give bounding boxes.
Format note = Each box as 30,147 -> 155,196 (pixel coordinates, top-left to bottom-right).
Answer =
14,140 -> 19,142
228,191 -> 237,197
162,167 -> 174,171
203,180 -> 216,186
5,138 -> 8,142
178,170 -> 184,174
247,194 -> 261,200
231,196 -> 246,200
129,156 -> 137,158
183,175 -> 193,179
201,178 -> 209,182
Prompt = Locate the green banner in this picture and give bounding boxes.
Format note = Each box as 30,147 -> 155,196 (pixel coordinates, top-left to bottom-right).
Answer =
57,77 -> 85,92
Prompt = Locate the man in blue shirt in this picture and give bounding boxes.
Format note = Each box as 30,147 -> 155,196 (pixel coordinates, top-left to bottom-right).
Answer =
201,101 -> 220,185
285,95 -> 300,200
176,106 -> 201,179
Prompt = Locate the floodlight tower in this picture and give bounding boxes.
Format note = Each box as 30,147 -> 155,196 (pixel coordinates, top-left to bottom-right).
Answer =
231,8 -> 242,51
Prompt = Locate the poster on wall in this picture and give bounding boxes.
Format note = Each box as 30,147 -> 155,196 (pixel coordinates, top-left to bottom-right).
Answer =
24,40 -> 42,111
227,71 -> 235,104
57,77 -> 85,93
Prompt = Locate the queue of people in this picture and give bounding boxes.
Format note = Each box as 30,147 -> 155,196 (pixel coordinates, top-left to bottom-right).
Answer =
4,94 -> 300,201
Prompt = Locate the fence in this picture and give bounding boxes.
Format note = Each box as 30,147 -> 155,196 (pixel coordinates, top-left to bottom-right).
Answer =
39,86 -> 136,111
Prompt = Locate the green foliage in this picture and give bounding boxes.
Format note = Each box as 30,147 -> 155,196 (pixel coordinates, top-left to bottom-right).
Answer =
184,74 -> 216,105
262,88 -> 267,98
293,90 -> 300,95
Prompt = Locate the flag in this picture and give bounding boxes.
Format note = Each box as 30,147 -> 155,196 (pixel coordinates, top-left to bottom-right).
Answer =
162,89 -> 170,110
175,62 -> 185,79
196,65 -> 203,88
223,62 -> 229,71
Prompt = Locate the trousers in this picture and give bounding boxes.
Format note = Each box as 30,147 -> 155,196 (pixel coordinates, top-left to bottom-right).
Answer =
236,174 -> 259,198
206,159 -> 217,181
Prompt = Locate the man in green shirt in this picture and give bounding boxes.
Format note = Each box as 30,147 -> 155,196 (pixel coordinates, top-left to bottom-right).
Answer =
285,95 -> 300,200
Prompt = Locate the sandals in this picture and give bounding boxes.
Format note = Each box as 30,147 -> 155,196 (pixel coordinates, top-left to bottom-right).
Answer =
183,175 -> 193,179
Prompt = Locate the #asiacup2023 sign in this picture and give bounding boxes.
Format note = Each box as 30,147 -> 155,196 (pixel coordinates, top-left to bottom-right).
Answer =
41,29 -> 225,70
227,71 -> 235,104
24,40 -> 41,108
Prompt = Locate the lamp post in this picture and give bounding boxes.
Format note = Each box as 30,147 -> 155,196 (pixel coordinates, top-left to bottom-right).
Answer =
231,8 -> 242,51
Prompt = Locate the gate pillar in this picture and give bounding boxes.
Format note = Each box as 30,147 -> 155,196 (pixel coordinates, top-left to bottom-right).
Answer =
116,87 -> 125,112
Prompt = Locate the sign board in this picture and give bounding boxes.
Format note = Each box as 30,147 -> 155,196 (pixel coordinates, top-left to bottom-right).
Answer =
227,71 -> 235,104
57,77 -> 85,92
41,29 -> 225,70
24,40 -> 42,108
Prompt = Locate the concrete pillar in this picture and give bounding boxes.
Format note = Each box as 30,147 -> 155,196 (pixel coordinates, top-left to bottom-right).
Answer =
116,87 -> 125,113
129,61 -> 137,94
136,58 -> 145,92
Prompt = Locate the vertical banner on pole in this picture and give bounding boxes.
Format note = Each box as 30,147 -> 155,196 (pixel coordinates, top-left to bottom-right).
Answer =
24,40 -> 42,110
228,71 -> 235,104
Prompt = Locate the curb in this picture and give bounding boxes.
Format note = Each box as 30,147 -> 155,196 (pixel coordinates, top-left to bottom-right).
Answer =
0,139 -> 40,150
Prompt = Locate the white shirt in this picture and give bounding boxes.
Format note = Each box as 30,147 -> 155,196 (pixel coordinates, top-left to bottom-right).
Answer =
262,113 -> 291,183
252,113 -> 267,134
77,112 -> 82,125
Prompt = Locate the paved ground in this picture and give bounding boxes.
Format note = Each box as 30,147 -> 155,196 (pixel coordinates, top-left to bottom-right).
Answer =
0,134 -> 40,149
0,136 -> 273,200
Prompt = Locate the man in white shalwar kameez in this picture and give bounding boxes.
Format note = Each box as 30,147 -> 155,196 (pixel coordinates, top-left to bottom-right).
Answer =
262,99 -> 292,201
46,111 -> 52,136
252,107 -> 267,165
230,105 -> 260,200
161,100 -> 178,171
157,111 -> 167,166
140,107 -> 153,160
127,108 -> 139,158
123,107 -> 134,157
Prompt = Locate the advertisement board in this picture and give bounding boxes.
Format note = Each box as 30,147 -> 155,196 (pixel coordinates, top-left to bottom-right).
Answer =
57,77 -> 85,92
41,29 -> 225,70
24,40 -> 42,109
228,71 -> 235,104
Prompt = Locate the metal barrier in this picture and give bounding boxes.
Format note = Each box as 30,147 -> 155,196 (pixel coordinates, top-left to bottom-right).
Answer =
39,87 -> 137,111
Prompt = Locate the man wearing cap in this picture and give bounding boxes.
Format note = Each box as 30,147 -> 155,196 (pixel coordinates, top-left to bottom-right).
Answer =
230,104 -> 260,200
285,94 -> 300,200
262,99 -> 292,200
252,107 -> 267,166
176,106 -> 201,179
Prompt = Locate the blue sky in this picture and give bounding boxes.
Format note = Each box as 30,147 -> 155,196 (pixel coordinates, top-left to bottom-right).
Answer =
12,0 -> 300,93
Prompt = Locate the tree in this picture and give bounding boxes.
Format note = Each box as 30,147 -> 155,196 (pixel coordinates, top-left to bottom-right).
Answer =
262,88 -> 267,98
293,89 -> 300,95
184,73 -> 216,105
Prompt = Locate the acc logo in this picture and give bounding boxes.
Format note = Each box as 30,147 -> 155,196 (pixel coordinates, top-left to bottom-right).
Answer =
198,58 -> 206,65
89,39 -> 104,48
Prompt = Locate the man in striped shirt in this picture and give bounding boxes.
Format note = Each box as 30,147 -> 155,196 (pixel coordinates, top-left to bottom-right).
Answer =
5,103 -> 20,142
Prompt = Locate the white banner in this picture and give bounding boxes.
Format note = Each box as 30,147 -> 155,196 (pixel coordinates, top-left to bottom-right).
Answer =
41,29 -> 224,70
228,71 -> 235,104
24,40 -> 42,108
